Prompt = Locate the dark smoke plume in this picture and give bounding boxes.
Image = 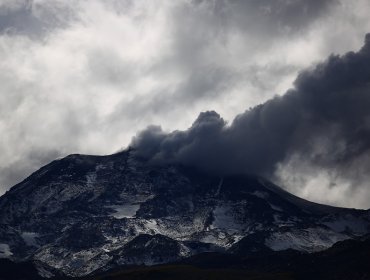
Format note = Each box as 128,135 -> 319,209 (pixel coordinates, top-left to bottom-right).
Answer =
131,34 -> 370,178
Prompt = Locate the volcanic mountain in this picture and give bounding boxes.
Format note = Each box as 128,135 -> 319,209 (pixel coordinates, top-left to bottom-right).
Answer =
0,149 -> 369,277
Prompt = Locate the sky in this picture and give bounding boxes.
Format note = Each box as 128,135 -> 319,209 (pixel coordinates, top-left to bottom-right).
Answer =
1,0 -> 370,209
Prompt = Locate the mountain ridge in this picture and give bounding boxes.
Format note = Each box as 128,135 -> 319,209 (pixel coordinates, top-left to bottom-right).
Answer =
0,149 -> 369,277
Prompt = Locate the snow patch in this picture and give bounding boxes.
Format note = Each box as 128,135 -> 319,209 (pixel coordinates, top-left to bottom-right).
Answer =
251,191 -> 269,199
265,228 -> 348,252
322,215 -> 369,234
212,205 -> 243,230
21,232 -> 39,247
144,219 -> 160,234
200,233 -> 218,244
86,172 -> 97,186
0,243 -> 12,258
108,204 -> 140,219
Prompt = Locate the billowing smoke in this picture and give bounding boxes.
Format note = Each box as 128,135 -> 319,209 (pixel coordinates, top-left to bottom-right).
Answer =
132,34 -> 370,185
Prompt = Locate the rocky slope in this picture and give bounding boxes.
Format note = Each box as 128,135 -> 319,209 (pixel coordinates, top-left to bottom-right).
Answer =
0,149 -> 369,277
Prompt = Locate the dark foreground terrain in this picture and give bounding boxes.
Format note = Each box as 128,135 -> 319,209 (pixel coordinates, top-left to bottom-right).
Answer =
1,236 -> 369,280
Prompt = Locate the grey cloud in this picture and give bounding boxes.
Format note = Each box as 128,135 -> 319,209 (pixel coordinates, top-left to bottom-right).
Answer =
192,0 -> 337,38
0,0 -> 76,37
111,66 -> 237,120
0,0 -> 40,35
1,0 -> 370,210
116,0 -> 339,118
0,149 -> 62,192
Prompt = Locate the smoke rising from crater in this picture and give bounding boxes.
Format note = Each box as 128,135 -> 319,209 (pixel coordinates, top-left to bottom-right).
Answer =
132,35 -> 370,208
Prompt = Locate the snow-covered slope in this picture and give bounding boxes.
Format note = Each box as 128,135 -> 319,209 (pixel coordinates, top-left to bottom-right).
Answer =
0,149 -> 369,277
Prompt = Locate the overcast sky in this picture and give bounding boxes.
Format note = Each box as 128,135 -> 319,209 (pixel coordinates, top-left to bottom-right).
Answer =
1,0 -> 370,208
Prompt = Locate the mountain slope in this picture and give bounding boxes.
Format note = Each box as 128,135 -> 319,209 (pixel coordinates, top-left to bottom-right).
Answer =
0,149 -> 369,277
2,236 -> 370,280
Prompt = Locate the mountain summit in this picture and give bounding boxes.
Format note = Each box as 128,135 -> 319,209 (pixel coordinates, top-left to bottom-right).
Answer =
0,149 -> 369,277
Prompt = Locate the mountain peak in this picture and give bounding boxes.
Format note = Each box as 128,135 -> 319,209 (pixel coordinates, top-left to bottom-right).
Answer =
0,151 -> 369,276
